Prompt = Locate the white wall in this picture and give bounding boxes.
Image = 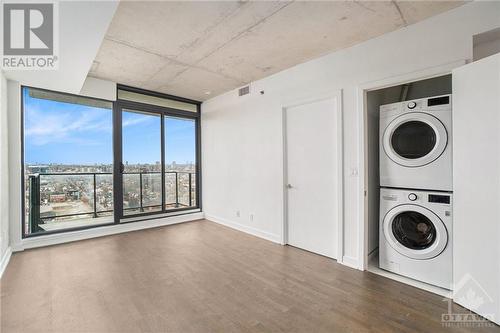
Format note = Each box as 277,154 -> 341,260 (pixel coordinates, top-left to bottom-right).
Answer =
201,2 -> 500,267
7,81 -> 21,252
80,77 -> 117,101
0,71 -> 10,274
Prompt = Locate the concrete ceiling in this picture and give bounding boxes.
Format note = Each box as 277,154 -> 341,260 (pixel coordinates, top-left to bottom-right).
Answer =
89,1 -> 465,101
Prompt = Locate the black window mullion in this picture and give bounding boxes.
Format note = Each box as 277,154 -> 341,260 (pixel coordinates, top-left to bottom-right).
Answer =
161,114 -> 166,212
196,104 -> 202,210
113,102 -> 123,222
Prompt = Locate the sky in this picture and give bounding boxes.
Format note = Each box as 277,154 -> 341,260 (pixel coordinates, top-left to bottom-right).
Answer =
24,88 -> 196,165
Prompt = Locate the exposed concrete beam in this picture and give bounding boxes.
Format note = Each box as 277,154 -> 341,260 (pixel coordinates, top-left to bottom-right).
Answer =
392,1 -> 408,26
103,37 -> 245,84
194,1 -> 295,65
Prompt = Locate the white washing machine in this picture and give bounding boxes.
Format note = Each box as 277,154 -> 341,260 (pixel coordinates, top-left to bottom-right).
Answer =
380,95 -> 452,191
379,188 -> 452,289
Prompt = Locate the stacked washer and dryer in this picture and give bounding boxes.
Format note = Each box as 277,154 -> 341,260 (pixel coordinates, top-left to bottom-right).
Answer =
379,95 -> 453,290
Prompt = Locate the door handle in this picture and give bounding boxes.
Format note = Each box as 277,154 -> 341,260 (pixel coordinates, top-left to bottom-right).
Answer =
287,184 -> 293,189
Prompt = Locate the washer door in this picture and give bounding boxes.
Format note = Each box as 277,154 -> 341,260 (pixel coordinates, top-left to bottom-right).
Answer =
383,204 -> 448,260
383,113 -> 447,167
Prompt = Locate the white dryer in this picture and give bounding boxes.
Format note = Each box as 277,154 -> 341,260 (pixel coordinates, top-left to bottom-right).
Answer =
380,95 -> 452,191
379,188 -> 452,289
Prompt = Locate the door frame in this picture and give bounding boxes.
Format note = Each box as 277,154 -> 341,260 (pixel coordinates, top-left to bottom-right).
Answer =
114,103 -> 166,220
281,89 -> 344,261
356,60 -> 466,270
113,86 -> 201,223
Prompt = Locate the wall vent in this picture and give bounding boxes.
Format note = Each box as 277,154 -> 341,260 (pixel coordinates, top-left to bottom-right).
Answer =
238,85 -> 250,96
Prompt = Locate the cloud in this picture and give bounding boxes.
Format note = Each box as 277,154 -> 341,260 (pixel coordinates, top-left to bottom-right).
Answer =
25,105 -> 112,146
122,115 -> 153,127
25,104 -> 157,147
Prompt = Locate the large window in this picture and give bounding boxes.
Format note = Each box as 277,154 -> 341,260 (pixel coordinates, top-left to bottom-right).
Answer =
116,87 -> 200,219
22,86 -> 201,237
23,87 -> 114,236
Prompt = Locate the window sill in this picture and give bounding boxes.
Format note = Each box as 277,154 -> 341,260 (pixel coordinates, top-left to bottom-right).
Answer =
13,211 -> 204,252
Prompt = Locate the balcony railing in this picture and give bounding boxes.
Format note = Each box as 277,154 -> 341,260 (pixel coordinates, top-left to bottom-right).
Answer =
27,171 -> 196,234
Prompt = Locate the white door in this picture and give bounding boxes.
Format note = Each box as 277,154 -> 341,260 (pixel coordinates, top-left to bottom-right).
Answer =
452,54 -> 500,325
285,96 -> 341,259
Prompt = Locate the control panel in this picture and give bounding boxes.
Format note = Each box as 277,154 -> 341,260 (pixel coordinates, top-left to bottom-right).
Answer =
428,194 -> 451,204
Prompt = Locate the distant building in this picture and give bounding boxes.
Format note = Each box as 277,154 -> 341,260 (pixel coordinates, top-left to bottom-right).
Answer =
49,194 -> 66,202
28,165 -> 49,174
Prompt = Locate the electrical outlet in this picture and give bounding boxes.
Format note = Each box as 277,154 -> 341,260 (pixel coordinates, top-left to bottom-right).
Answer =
236,210 -> 240,217
250,214 -> 254,222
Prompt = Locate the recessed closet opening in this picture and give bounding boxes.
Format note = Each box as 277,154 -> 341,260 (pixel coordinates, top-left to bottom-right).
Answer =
364,74 -> 452,295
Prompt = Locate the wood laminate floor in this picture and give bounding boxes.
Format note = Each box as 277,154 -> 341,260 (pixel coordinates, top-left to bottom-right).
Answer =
1,220 -> 499,333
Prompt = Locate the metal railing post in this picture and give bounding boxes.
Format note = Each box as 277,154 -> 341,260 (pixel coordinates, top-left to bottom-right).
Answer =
139,172 -> 144,212
93,173 -> 98,218
188,173 -> 192,207
175,172 -> 179,208
29,174 -> 41,233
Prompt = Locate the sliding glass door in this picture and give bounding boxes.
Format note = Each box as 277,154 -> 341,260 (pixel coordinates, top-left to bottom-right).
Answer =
115,89 -> 200,220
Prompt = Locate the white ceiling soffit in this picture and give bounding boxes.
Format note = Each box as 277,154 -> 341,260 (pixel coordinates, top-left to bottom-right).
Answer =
89,1 -> 466,101
4,1 -> 118,95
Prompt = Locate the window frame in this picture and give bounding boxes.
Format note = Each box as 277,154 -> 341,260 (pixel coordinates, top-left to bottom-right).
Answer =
114,86 -> 202,221
21,84 -> 202,238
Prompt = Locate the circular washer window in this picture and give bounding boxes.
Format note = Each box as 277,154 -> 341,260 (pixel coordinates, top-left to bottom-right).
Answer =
383,113 -> 447,167
391,211 -> 436,250
391,121 -> 437,159
383,204 -> 448,260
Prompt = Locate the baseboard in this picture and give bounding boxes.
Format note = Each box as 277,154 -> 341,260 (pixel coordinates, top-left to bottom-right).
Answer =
341,255 -> 360,270
13,212 -> 205,252
205,214 -> 281,244
0,247 -> 12,279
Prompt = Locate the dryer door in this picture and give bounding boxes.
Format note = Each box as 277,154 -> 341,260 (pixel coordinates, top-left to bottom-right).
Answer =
383,204 -> 448,260
383,112 -> 447,167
